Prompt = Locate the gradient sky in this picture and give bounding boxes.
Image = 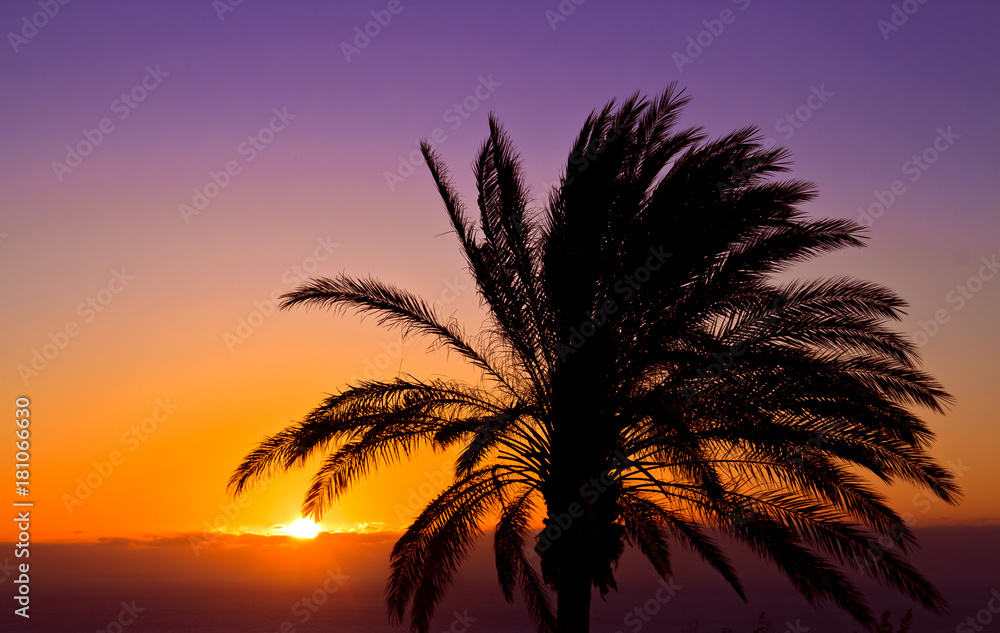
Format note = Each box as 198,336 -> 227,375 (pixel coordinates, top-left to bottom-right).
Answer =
1,0 -> 998,551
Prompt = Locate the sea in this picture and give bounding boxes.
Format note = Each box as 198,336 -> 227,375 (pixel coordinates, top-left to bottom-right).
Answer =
2,525 -> 996,633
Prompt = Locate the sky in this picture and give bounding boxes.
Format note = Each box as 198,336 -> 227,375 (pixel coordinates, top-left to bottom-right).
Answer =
1,0 -> 998,629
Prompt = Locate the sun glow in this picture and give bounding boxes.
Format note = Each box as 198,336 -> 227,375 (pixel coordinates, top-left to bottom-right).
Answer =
284,518 -> 322,539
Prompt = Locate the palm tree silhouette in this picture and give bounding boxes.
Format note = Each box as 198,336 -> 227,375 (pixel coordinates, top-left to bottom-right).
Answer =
229,84 -> 959,633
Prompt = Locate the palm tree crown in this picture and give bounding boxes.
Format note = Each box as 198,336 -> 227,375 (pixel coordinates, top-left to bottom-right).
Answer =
230,84 -> 959,633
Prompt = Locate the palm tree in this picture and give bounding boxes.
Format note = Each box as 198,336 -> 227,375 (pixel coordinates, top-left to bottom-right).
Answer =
229,84 -> 959,633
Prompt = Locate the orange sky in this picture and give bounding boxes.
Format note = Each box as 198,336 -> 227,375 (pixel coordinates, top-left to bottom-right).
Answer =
8,218 -> 998,543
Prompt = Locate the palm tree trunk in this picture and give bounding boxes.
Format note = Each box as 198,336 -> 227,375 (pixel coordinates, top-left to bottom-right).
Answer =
556,559 -> 592,633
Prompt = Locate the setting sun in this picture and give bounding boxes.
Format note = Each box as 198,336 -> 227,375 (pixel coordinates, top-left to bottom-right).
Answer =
284,518 -> 322,539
